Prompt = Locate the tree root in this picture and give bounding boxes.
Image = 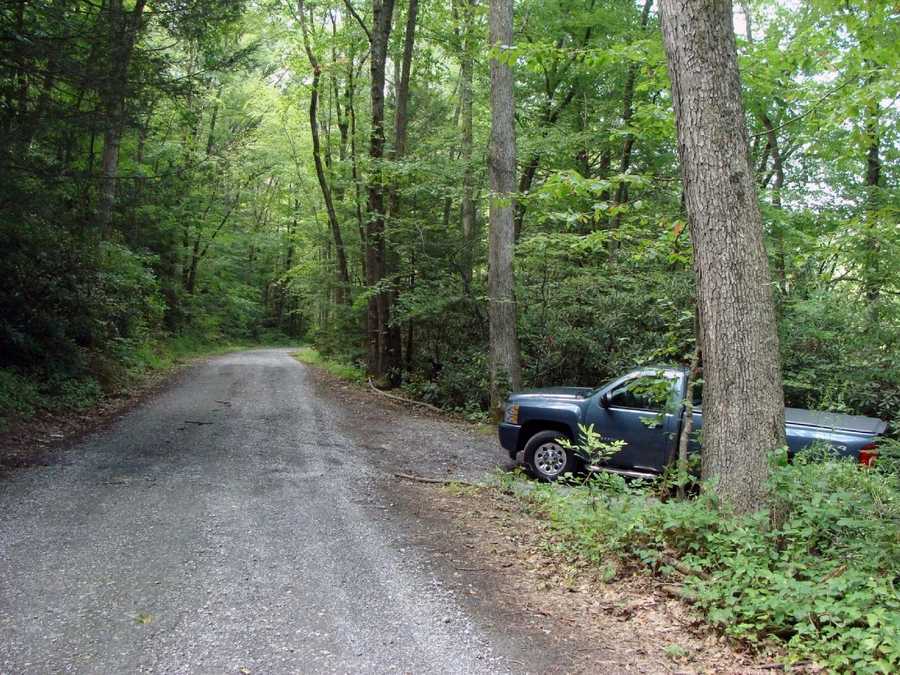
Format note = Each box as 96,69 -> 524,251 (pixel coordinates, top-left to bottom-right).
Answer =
392,472 -> 480,487
661,584 -> 699,603
659,552 -> 709,580
368,378 -> 445,414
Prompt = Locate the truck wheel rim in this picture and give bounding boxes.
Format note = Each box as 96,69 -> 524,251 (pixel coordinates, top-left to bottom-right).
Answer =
534,442 -> 566,477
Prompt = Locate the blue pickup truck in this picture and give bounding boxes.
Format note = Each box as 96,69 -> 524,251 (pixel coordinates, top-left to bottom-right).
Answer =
499,367 -> 886,481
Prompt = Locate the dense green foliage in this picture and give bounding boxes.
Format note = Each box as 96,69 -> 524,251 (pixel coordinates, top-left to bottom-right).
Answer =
2,0 -> 896,430
513,451 -> 899,672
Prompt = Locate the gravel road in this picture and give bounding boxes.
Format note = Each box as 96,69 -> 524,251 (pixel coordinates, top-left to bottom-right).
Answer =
0,349 -> 563,674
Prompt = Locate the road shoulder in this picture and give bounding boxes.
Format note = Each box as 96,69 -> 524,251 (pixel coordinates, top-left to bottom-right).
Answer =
308,363 -> 795,674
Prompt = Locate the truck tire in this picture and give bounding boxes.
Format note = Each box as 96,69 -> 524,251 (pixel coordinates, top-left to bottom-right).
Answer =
524,430 -> 578,482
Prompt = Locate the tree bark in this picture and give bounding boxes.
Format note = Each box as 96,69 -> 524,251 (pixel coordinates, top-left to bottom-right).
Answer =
347,56 -> 367,282
365,0 -> 398,379
488,0 -> 522,415
390,0 -> 417,166
659,0 -> 785,514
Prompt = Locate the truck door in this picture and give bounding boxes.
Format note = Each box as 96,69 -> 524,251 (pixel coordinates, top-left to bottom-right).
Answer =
583,373 -> 680,473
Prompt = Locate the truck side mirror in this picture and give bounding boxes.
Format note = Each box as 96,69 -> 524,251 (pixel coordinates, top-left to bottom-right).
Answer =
599,393 -> 610,408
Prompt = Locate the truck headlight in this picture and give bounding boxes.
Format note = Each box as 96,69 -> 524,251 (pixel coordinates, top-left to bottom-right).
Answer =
504,403 -> 520,424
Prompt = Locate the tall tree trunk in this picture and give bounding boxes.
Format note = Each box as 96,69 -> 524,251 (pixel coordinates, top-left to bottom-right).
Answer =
298,0 -> 351,304
488,0 -> 522,415
366,0 -> 398,379
97,0 -> 146,231
390,0 -> 417,166
761,113 -> 786,294
383,0 -> 418,379
459,0 -> 476,290
347,60 -> 367,282
659,0 -> 785,515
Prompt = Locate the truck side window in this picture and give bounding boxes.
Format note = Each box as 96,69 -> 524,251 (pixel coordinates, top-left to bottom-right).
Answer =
608,380 -> 658,411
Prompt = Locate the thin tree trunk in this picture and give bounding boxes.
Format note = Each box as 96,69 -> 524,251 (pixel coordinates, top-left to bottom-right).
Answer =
762,113 -> 786,294
347,58 -> 367,282
97,0 -> 146,231
676,337 -> 701,501
659,0 -> 785,515
488,0 -> 522,415
459,0 -> 476,290
862,94 -> 881,306
381,0 -> 418,379
611,0 -> 653,232
366,0 -> 397,379
298,0 -> 351,304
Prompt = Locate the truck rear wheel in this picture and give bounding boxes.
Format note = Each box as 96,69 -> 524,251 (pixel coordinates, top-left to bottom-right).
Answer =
524,431 -> 578,482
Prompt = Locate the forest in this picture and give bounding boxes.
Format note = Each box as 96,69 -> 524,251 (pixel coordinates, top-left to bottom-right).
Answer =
1,1 -> 899,669
0,0 -> 897,436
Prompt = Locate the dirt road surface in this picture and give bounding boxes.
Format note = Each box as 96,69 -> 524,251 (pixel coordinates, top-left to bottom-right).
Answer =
1,349 -> 776,674
0,349 -> 562,674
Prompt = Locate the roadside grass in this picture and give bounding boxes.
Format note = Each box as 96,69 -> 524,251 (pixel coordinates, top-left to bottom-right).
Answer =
498,453 -> 900,673
291,348 -> 495,426
0,333 -> 297,431
292,347 -> 365,383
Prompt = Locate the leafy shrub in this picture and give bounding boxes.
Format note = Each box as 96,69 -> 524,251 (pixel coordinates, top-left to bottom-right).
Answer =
0,369 -> 43,426
521,453 -> 899,672
292,347 -> 364,382
400,346 -> 490,413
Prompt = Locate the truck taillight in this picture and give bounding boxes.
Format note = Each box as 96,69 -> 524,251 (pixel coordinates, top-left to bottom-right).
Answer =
859,443 -> 879,467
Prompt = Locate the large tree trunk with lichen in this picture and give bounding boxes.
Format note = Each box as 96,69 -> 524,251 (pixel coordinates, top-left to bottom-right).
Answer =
487,0 -> 521,415
659,0 -> 785,514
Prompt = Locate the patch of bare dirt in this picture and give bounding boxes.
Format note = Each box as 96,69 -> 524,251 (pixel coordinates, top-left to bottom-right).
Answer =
386,480 -> 803,674
305,365 -> 512,481
0,365 -> 191,475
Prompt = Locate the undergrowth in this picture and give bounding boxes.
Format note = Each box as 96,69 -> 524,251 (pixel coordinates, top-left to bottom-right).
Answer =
292,347 -> 365,383
0,332 -> 295,431
503,451 -> 900,673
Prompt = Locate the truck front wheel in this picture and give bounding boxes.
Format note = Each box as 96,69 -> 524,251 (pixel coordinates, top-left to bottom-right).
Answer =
524,431 -> 578,482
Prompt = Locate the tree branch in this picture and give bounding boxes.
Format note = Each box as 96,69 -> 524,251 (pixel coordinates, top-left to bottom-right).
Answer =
342,0 -> 372,43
